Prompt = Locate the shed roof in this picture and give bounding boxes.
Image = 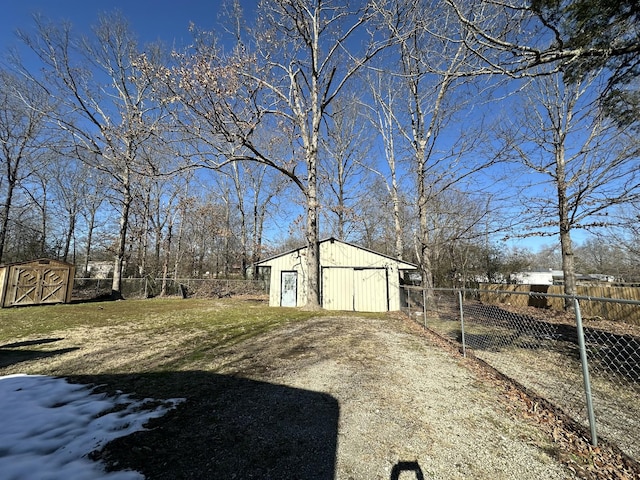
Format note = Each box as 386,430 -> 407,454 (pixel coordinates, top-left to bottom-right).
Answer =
0,258 -> 75,269
255,237 -> 418,269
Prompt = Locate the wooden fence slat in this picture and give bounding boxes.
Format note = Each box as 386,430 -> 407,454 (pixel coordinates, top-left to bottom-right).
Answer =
479,284 -> 640,325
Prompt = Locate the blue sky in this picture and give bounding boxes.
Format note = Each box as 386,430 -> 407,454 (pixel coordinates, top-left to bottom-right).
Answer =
1,0 -> 227,53
0,1 -> 565,254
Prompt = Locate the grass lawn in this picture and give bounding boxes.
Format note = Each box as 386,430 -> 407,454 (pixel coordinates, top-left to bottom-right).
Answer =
0,296 -> 386,378
2,297 -> 636,479
0,297 -> 347,478
0,297 -> 335,374
0,297 -> 316,343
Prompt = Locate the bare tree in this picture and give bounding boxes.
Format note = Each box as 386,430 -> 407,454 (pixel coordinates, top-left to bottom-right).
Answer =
365,72 -> 409,260
18,12 -> 173,298
502,71 -> 640,306
182,194 -> 228,278
319,92 -> 373,241
421,189 -> 497,287
354,175 -> 413,259
166,0 -> 391,308
574,236 -> 631,279
158,171 -> 193,295
23,164 -> 51,257
374,0 -> 500,301
78,164 -> 107,277
0,70 -> 52,263
227,161 -> 285,278
575,201 -> 640,284
47,155 -> 91,263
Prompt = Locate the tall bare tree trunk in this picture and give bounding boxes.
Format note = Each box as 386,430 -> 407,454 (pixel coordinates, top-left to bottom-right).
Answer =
416,143 -> 435,305
62,215 -> 75,262
390,161 -> 403,261
0,181 -> 16,264
82,210 -> 96,277
252,203 -> 265,267
556,149 -> 577,309
160,218 -> 173,296
305,156 -> 321,309
231,164 -> 249,279
112,181 -> 131,299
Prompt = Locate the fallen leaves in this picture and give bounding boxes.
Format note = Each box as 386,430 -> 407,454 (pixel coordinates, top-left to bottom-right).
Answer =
401,314 -> 640,480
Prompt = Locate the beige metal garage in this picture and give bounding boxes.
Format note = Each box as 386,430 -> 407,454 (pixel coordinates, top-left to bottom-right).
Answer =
255,238 -> 417,312
0,258 -> 75,307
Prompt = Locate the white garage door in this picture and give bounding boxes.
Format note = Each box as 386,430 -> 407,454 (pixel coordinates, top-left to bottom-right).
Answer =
354,268 -> 388,312
322,268 -> 354,311
322,267 -> 388,312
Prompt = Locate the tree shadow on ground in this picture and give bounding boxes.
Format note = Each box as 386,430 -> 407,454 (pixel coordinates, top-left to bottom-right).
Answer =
0,338 -> 79,368
68,371 -> 339,480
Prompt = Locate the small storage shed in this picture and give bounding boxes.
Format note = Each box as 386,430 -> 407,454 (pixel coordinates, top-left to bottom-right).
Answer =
0,258 -> 75,307
255,238 -> 418,312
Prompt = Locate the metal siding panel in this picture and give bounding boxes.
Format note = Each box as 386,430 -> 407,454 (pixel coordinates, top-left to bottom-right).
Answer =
269,266 -> 280,307
322,268 -> 353,311
354,269 -> 388,312
0,267 -> 6,307
264,251 -> 306,307
387,265 -> 401,311
321,241 -> 381,268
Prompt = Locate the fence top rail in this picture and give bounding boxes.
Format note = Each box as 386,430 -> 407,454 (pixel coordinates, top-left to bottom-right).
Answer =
420,286 -> 640,306
74,277 -> 265,283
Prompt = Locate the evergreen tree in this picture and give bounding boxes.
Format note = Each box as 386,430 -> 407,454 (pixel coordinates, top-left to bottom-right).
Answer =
532,0 -> 640,128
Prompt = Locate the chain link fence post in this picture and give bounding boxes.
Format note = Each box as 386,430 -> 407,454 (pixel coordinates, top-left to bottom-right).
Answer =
574,297 -> 598,447
422,287 -> 427,329
458,289 -> 466,358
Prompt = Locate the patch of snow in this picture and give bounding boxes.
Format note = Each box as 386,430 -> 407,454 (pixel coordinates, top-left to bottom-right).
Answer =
0,374 -> 183,480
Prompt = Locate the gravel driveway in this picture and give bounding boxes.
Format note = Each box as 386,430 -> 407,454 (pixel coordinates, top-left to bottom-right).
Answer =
211,314 -> 577,479
1,310 -> 579,479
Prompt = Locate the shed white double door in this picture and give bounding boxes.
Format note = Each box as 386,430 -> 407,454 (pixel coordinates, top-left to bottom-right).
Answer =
322,267 -> 388,312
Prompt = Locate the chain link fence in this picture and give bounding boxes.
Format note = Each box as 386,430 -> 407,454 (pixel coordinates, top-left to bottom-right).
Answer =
72,277 -> 268,301
401,286 -> 640,464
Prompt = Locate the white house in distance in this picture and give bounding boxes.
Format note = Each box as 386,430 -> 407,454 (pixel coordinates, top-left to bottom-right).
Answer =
512,269 -> 563,285
255,238 -> 418,312
513,268 -> 616,285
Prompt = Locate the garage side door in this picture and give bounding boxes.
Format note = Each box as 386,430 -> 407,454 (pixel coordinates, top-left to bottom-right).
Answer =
354,268 -> 388,312
322,268 -> 354,311
280,271 -> 298,307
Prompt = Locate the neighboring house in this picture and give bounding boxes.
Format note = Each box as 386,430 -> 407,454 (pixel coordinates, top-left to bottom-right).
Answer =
512,269 -> 561,285
83,261 -> 115,279
513,269 -> 616,285
255,237 -> 418,312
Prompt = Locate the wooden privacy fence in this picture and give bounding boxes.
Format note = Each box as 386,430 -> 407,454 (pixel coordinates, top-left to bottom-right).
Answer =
479,283 -> 640,325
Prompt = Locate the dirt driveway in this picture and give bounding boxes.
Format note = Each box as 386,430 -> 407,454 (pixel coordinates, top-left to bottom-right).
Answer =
1,311 -> 579,479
